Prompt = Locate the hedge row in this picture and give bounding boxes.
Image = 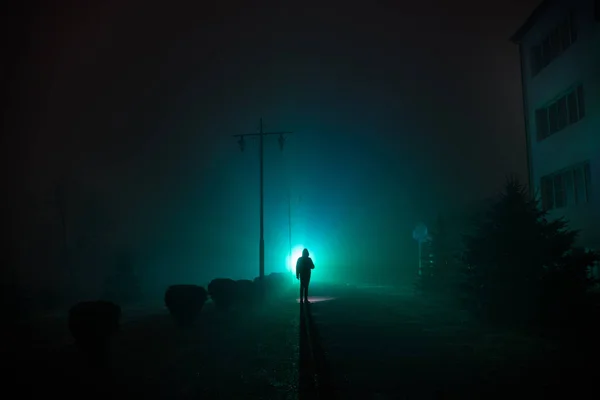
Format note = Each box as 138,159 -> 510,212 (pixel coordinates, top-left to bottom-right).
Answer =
66,272 -> 292,366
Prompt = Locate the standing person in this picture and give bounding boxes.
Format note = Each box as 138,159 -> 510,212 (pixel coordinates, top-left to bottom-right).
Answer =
296,248 -> 315,303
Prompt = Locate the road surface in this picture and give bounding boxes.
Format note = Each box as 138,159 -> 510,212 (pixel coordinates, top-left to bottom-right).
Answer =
303,282 -> 596,399
7,282 -> 596,399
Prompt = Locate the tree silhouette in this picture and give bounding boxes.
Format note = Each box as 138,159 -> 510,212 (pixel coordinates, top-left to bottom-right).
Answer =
462,176 -> 598,327
416,213 -> 464,297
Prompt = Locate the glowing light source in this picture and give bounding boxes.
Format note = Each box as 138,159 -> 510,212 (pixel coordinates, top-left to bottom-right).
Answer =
286,245 -> 317,275
286,245 -> 304,274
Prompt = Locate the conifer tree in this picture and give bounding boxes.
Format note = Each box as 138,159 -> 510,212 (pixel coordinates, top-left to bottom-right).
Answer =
462,176 -> 598,326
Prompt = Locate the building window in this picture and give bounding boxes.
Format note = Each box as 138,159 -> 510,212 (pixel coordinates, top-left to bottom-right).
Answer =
564,169 -> 574,205
531,45 -> 542,76
541,176 -> 554,210
556,96 -> 567,131
577,85 -> 585,119
530,12 -> 577,77
567,90 -> 579,124
548,102 -> 558,135
536,108 -> 549,140
569,11 -> 577,43
541,36 -> 553,67
535,84 -> 585,141
559,21 -> 571,52
553,173 -> 566,208
541,162 -> 591,210
584,162 -> 591,202
573,167 -> 584,204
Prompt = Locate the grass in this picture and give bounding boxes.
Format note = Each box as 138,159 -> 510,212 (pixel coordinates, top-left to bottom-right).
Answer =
9,293 -> 301,400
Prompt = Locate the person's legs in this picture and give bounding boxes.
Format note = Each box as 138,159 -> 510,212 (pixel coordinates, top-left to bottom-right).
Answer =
304,279 -> 310,303
301,278 -> 311,302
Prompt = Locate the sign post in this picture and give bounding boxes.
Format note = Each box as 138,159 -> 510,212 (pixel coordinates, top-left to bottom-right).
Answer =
412,223 -> 428,276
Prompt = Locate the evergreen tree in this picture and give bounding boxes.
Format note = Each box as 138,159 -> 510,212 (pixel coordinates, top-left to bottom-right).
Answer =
416,214 -> 463,296
462,176 -> 598,327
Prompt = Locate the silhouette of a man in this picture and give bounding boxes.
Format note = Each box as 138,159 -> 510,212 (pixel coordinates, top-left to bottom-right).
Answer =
296,248 -> 315,303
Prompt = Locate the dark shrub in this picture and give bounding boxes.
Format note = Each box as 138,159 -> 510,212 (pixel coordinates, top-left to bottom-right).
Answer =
256,273 -> 290,299
267,272 -> 289,291
208,278 -> 238,310
68,301 -> 121,365
267,272 -> 289,282
253,277 -> 266,300
104,251 -> 140,305
235,279 -> 257,307
164,285 -> 208,327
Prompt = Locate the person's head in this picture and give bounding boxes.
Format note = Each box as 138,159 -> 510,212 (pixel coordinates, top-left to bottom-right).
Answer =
302,248 -> 309,257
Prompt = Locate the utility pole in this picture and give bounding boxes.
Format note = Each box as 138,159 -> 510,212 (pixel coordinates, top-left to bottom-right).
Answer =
287,189 -> 293,279
234,118 -> 292,281
288,190 -> 292,269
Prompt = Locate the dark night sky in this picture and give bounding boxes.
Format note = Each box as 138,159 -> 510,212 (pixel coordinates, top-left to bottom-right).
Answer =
4,0 -> 541,293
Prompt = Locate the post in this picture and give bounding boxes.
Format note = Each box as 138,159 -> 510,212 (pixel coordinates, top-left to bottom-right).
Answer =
233,120 -> 292,282
413,223 -> 427,278
288,191 -> 292,269
259,118 -> 265,280
418,241 -> 422,276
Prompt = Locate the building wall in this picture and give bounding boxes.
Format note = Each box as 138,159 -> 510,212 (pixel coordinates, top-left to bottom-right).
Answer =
520,0 -> 600,249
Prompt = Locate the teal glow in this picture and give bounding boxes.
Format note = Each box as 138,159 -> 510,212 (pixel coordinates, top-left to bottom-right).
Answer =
283,244 -> 330,283
286,245 -> 312,273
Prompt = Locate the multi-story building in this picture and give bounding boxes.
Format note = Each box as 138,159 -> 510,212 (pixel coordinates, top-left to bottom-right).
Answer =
511,0 -> 600,252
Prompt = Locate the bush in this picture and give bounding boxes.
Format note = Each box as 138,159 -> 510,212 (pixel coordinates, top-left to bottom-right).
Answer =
68,301 -> 121,365
208,278 -> 238,310
540,247 -> 599,327
256,273 -> 290,299
164,285 -> 208,327
235,279 -> 257,307
267,272 -> 289,286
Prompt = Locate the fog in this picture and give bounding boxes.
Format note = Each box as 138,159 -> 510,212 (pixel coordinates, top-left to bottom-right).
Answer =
4,0 -> 533,308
